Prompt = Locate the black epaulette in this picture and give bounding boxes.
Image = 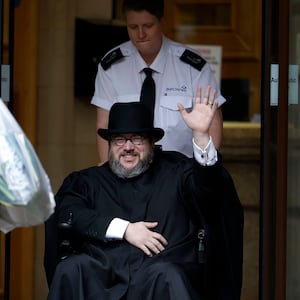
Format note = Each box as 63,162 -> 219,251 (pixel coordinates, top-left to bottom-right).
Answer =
180,49 -> 206,71
100,48 -> 124,70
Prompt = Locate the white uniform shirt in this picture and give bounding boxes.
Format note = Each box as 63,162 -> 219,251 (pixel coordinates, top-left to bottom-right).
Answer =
91,36 -> 226,157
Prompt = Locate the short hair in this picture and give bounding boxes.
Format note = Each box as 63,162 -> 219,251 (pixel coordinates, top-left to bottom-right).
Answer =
122,0 -> 164,19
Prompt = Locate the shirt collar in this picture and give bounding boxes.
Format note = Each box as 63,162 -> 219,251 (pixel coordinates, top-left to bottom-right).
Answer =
136,35 -> 169,74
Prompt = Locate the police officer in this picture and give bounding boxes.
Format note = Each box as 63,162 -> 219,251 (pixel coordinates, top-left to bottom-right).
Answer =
91,0 -> 226,163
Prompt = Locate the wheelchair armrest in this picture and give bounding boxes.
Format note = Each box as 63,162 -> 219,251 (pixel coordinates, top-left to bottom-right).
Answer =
57,220 -> 75,260
58,221 -> 72,230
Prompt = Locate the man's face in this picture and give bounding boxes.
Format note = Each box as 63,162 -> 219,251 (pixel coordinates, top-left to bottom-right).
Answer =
125,10 -> 164,63
108,133 -> 154,178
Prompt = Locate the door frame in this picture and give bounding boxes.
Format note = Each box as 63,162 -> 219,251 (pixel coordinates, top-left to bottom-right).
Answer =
260,0 -> 290,299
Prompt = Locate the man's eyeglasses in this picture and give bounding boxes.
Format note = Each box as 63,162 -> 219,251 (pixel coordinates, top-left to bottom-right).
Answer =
111,135 -> 146,146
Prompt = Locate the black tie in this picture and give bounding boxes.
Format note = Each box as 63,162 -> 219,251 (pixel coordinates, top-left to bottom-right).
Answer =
140,68 -> 155,118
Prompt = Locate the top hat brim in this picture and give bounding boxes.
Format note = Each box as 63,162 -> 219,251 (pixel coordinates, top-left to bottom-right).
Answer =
98,127 -> 164,142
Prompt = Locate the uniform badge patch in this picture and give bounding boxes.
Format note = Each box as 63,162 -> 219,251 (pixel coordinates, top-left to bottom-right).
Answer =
180,49 -> 206,71
101,48 -> 124,70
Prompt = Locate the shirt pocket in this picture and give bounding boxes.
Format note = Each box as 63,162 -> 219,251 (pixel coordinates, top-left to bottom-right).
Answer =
160,95 -> 193,112
157,94 -> 194,130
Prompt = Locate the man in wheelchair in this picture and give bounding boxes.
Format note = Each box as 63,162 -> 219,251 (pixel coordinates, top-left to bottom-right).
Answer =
45,88 -> 243,299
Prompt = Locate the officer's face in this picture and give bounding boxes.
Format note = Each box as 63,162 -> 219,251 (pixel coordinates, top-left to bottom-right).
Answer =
109,133 -> 154,176
125,10 -> 164,64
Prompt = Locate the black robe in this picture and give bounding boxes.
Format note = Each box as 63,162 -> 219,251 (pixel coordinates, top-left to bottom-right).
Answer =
45,150 -> 243,300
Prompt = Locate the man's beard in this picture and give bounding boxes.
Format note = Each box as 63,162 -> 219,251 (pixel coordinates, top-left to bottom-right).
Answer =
109,149 -> 154,179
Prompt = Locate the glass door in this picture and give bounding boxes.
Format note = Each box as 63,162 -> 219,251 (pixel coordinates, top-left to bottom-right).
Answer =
260,0 -> 300,299
286,0 -> 300,298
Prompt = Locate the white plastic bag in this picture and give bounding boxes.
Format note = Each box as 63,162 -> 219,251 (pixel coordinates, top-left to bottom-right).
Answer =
0,98 -> 55,233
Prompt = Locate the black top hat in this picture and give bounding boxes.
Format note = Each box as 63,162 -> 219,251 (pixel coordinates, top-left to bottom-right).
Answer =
98,102 -> 164,142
